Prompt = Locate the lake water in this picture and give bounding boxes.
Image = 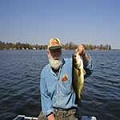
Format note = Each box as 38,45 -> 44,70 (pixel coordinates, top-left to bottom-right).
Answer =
0,50 -> 120,120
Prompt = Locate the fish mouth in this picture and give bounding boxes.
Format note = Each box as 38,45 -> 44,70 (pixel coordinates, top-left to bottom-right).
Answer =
73,54 -> 81,67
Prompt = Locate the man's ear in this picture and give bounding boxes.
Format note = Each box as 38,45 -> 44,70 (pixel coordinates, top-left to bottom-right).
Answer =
47,50 -> 50,58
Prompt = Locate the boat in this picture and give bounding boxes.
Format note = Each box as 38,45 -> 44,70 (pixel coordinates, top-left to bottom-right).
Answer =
13,115 -> 97,120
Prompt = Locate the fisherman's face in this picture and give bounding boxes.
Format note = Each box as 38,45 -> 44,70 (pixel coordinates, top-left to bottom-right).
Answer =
49,48 -> 61,59
47,48 -> 62,70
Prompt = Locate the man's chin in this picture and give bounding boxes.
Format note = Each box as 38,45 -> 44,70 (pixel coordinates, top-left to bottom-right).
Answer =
49,59 -> 62,70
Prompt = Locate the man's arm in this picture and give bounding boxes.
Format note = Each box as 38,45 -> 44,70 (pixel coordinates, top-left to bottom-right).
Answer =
40,69 -> 55,119
82,52 -> 90,66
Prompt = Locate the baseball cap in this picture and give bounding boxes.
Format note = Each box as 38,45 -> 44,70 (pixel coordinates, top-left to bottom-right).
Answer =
48,38 -> 62,50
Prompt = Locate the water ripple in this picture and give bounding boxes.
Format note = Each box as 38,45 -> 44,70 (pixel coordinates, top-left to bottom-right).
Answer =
0,50 -> 120,120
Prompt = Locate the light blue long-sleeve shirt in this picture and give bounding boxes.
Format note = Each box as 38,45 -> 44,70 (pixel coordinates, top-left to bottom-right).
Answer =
40,56 -> 93,116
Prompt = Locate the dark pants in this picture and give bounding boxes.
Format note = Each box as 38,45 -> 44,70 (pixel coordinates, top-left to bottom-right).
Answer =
38,108 -> 81,120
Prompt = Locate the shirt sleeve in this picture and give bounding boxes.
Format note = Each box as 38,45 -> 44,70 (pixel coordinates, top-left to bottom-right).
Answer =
84,54 -> 93,78
40,69 -> 54,116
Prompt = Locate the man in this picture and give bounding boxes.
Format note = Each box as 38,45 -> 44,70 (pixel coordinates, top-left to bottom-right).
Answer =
38,38 -> 93,120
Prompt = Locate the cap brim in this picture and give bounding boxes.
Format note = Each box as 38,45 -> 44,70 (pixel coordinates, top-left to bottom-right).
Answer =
49,46 -> 62,50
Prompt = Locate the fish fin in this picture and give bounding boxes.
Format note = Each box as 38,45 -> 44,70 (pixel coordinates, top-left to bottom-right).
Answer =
78,69 -> 81,77
83,69 -> 86,75
75,96 -> 82,107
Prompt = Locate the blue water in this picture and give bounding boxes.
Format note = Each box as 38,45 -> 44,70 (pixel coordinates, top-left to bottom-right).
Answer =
0,50 -> 120,120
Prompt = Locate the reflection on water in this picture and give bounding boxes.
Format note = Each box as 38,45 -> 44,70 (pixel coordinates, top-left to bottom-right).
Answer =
0,50 -> 120,120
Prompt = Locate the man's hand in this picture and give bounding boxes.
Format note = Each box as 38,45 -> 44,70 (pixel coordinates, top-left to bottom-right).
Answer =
47,113 -> 55,120
76,44 -> 90,65
76,44 -> 85,56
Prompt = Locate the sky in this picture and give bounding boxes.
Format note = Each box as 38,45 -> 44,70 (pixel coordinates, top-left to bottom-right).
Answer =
0,0 -> 120,49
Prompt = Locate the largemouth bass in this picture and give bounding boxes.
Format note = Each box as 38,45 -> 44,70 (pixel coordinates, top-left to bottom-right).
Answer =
72,52 -> 85,100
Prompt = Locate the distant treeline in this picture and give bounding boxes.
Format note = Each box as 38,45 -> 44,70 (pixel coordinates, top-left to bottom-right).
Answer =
0,41 -> 111,50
